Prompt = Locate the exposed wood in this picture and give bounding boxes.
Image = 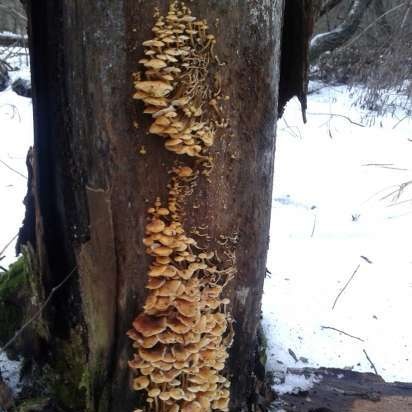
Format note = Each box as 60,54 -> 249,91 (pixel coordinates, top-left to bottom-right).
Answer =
277,368 -> 412,412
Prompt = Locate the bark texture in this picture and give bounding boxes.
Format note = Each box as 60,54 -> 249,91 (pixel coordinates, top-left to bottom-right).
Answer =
23,1 -> 311,411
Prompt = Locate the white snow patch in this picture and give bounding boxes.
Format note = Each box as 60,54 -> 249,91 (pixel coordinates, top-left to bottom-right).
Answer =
273,372 -> 321,395
0,352 -> 21,393
0,58 -> 32,267
263,82 -> 412,385
0,31 -> 27,40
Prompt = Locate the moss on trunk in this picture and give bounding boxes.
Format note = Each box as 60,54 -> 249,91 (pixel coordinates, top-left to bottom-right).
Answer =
0,256 -> 29,358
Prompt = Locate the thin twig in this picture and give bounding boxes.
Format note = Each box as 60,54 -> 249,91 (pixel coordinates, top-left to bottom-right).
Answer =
319,0 -> 343,18
343,2 -> 407,50
281,117 -> 302,139
363,349 -> 378,375
307,112 -> 366,127
380,180 -> 412,202
386,198 -> 412,208
0,4 -> 28,22
311,214 -> 317,238
362,163 -> 408,171
0,266 -> 77,354
400,0 -> 412,29
0,234 -> 18,259
332,264 -> 361,310
321,326 -> 365,342
0,158 -> 27,179
360,256 -> 373,264
392,115 -> 409,129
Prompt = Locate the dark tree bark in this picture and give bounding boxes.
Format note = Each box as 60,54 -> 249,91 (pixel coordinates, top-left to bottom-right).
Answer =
22,1 -> 312,411
279,0 -> 317,120
310,0 -> 374,63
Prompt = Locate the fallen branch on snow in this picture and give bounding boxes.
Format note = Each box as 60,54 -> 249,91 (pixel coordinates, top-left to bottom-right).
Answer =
320,326 -> 365,342
332,263 -> 361,310
307,112 -> 366,127
0,158 -> 27,180
363,349 -> 379,375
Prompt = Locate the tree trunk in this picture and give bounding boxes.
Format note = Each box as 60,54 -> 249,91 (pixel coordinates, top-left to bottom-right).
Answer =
23,1 -> 311,411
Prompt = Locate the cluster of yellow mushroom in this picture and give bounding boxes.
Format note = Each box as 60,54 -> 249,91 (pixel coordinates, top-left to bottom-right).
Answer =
132,1 -> 226,158
129,3 -> 233,412
128,171 -> 231,412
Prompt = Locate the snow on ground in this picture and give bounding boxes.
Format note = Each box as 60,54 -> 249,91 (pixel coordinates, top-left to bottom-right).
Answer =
263,82 -> 412,392
273,371 -> 321,396
0,50 -> 32,268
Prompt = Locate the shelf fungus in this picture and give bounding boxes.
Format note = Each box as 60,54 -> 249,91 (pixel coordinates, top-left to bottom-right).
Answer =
132,1 -> 228,162
129,3 -> 234,412
128,193 -> 234,412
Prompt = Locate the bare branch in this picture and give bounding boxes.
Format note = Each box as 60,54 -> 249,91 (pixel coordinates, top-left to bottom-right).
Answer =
310,0 -> 374,63
319,0 -> 344,18
0,4 -> 27,22
307,112 -> 366,127
321,326 -> 365,342
400,0 -> 412,29
0,33 -> 28,48
332,263 -> 361,310
374,0 -> 392,36
363,349 -> 379,375
0,158 -> 27,179
0,234 -> 18,260
343,2 -> 407,50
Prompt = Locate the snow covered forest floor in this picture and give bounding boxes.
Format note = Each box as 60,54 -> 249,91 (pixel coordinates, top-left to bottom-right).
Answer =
263,84 -> 412,392
1,55 -> 412,395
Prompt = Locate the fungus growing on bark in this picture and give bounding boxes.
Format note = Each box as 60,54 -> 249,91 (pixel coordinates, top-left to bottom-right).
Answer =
132,1 -> 227,163
129,2 -> 234,412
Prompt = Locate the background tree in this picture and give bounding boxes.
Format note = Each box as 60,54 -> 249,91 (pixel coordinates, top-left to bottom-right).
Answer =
14,1 -> 314,412
310,0 -> 412,115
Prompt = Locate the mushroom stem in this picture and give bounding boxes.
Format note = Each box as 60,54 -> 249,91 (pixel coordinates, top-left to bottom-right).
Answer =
154,395 -> 159,412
